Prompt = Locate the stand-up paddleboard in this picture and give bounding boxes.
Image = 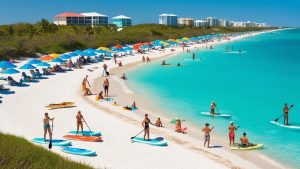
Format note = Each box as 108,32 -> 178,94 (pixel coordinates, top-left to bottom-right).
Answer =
131,137 -> 168,146
32,138 -> 71,146
103,97 -> 113,101
184,59 -> 202,61
270,121 -> 300,130
201,112 -> 231,118
225,51 -> 247,54
67,131 -> 102,136
63,135 -> 102,142
231,144 -> 264,150
61,147 -> 96,156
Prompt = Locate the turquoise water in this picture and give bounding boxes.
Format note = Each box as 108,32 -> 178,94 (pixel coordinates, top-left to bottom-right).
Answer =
126,29 -> 300,168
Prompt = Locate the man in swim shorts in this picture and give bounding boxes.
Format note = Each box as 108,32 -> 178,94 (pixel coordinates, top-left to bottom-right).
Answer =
76,111 -> 85,135
228,121 -> 238,146
202,123 -> 213,148
43,113 -> 54,142
283,103 -> 289,125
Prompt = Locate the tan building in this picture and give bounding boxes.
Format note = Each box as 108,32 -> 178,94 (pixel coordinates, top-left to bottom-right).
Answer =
177,18 -> 194,27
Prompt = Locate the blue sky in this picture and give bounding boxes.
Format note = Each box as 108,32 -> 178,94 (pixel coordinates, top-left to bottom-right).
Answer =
0,0 -> 299,26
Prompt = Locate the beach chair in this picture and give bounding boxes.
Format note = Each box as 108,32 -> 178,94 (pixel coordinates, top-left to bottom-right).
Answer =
7,76 -> 22,86
30,70 -> 38,79
34,69 -> 42,77
22,72 -> 32,82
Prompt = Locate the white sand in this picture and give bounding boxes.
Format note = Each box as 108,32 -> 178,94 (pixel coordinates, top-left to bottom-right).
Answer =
0,30 -> 285,169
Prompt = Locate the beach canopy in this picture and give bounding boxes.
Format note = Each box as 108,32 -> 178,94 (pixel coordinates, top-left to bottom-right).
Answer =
81,52 -> 97,57
27,59 -> 41,65
49,53 -> 60,58
40,55 -> 54,61
59,54 -> 72,60
0,61 -> 17,69
37,62 -> 50,67
2,68 -> 20,74
68,52 -> 78,57
51,58 -> 65,63
19,64 -> 36,70
98,47 -> 111,51
73,50 -> 82,55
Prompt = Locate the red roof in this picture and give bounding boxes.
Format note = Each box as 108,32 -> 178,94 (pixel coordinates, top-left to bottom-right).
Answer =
55,12 -> 84,17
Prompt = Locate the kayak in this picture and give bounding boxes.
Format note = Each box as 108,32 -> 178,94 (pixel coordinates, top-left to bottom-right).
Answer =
184,59 -> 202,61
201,112 -> 231,118
32,138 -> 71,146
225,51 -> 247,54
61,147 -> 96,156
131,137 -> 168,146
122,106 -> 137,111
63,135 -> 102,142
67,131 -> 102,136
231,144 -> 264,150
45,102 -> 75,109
270,121 -> 300,130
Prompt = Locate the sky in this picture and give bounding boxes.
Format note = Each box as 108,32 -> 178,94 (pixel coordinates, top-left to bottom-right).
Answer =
0,0 -> 299,26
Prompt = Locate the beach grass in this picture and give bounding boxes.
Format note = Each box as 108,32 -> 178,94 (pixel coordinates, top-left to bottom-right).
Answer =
0,132 -> 93,169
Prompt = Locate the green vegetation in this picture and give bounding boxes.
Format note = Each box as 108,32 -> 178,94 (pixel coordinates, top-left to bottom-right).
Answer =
0,19 -> 275,60
0,133 -> 92,169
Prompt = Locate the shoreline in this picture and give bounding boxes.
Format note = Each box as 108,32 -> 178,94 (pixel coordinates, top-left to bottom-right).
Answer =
87,29 -> 286,169
0,29 -> 289,169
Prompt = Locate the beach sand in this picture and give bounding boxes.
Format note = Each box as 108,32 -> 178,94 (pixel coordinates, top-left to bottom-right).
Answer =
0,30 -> 286,169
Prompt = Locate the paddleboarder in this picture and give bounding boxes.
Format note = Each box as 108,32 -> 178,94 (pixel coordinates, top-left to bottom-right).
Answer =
76,111 -> 85,135
228,121 -> 238,146
283,103 -> 289,125
202,123 -> 213,148
142,114 -> 153,140
43,113 -> 54,142
240,132 -> 250,147
210,101 -> 216,115
192,52 -> 195,60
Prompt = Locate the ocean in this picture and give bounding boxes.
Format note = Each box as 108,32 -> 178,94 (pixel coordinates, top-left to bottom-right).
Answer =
126,28 -> 300,168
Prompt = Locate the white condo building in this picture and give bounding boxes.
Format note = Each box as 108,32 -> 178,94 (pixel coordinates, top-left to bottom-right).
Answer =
194,20 -> 208,27
159,14 -> 178,26
204,17 -> 220,27
54,12 -> 108,27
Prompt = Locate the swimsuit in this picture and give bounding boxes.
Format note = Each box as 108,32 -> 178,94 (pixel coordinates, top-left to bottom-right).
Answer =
229,132 -> 235,139
44,123 -> 50,129
144,120 -> 150,129
204,134 -> 210,141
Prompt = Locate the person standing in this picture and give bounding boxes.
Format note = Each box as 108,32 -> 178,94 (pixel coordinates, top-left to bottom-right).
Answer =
192,52 -> 195,60
202,123 -> 213,148
43,113 -> 54,142
103,78 -> 109,97
76,111 -> 85,135
283,103 -> 289,125
102,64 -> 108,77
228,121 -> 237,146
210,101 -> 216,115
142,114 -> 153,140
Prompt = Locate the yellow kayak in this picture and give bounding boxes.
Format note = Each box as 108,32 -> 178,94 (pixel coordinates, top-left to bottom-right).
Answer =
231,144 -> 264,150
46,102 -> 75,109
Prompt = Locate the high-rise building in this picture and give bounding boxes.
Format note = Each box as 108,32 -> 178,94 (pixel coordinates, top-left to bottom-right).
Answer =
159,14 -> 178,26
54,12 -> 108,27
112,15 -> 132,27
219,19 -> 229,27
194,20 -> 208,27
204,17 -> 220,27
177,18 -> 194,27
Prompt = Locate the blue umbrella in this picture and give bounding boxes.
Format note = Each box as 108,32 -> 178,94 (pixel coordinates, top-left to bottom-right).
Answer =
27,59 -> 41,65
2,68 -> 20,74
59,54 -> 72,60
73,50 -> 82,55
51,58 -> 64,63
0,61 -> 17,69
37,62 -> 50,67
81,52 -> 96,57
19,64 -> 36,70
68,52 -> 78,57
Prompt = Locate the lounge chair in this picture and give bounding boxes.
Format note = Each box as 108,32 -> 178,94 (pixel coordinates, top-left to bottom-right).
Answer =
7,76 -> 22,86
30,70 -> 38,79
0,84 -> 10,91
22,72 -> 32,82
35,69 -> 42,77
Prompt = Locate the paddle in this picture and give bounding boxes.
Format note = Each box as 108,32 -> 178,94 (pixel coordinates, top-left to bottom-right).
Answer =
48,121 -> 53,149
131,130 -> 144,139
274,104 -> 293,122
83,119 -> 93,135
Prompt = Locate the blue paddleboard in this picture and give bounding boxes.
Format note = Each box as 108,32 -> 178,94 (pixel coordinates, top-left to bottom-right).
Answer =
61,147 -> 96,156
32,138 -> 71,146
67,131 -> 102,136
131,137 -> 167,146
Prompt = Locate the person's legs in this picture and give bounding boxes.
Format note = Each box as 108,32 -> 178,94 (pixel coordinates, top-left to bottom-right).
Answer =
146,129 -> 150,140
207,136 -> 210,148
76,122 -> 79,135
44,127 -> 47,141
80,123 -> 84,133
143,130 -> 146,140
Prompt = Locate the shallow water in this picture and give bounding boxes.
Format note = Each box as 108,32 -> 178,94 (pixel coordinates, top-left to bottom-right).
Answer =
126,29 -> 300,168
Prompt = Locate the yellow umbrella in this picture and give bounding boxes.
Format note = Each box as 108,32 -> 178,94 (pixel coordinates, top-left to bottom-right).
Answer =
98,47 -> 111,51
182,37 -> 189,40
49,53 -> 60,58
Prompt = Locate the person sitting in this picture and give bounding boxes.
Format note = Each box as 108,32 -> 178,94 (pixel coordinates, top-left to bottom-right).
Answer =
30,70 -> 38,79
146,57 -> 151,62
175,118 -> 186,134
142,56 -> 145,62
121,73 -> 127,80
177,63 -> 181,67
34,69 -> 42,77
131,101 -> 137,109
123,105 -> 133,110
155,117 -> 163,127
42,68 -> 52,75
82,78 -> 92,96
95,91 -> 104,101
0,84 -> 10,91
7,76 -> 22,86
240,132 -> 250,147
22,72 -> 32,82
161,60 -> 166,66
118,61 -> 123,67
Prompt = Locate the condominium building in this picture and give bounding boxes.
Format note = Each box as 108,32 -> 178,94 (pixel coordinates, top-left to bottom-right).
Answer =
177,18 -> 194,27
204,17 -> 220,27
219,19 -> 229,27
159,14 -> 178,26
194,20 -> 208,27
112,15 -> 132,27
54,12 -> 108,27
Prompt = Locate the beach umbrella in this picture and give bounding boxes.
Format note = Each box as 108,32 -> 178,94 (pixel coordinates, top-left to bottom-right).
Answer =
36,62 -> 50,67
51,58 -> 65,63
84,48 -> 97,53
98,47 -> 111,52
40,55 -> 54,61
2,68 -> 19,74
81,52 -> 96,57
68,52 -> 78,57
19,64 -> 36,70
59,54 -> 72,60
0,61 -> 17,69
27,59 -> 41,65
49,53 -> 60,58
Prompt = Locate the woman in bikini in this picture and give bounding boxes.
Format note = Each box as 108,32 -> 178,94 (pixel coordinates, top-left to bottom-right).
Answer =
142,114 -> 153,140
43,113 -> 54,142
